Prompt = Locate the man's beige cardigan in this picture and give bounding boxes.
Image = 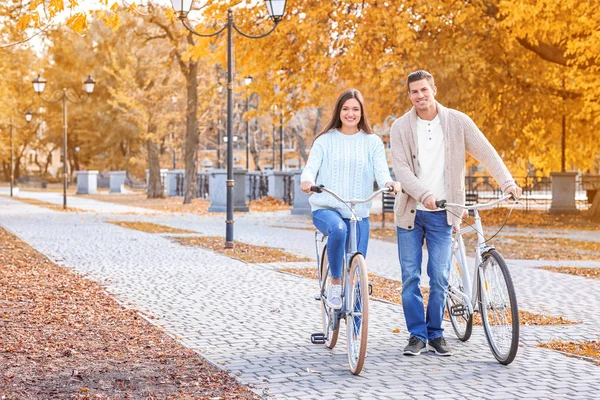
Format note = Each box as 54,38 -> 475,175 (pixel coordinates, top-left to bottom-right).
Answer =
390,102 -> 516,228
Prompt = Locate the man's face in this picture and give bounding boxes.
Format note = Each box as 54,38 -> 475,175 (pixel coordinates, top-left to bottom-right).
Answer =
408,79 -> 437,112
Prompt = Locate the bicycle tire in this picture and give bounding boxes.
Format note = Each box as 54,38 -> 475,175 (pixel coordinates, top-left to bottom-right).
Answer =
346,254 -> 369,375
446,253 -> 473,341
319,245 -> 339,349
478,249 -> 519,365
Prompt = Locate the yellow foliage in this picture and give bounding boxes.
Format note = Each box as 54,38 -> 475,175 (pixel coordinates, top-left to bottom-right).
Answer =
66,12 -> 89,33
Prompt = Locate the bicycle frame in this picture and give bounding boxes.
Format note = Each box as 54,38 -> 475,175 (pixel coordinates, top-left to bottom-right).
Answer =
314,186 -> 391,326
445,195 -> 513,314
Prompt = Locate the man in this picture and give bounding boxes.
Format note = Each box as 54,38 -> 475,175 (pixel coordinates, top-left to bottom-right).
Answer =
390,70 -> 522,357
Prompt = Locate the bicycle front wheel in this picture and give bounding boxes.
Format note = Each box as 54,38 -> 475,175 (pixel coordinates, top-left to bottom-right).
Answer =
446,253 -> 473,341
319,245 -> 339,349
478,250 -> 519,365
346,254 -> 369,375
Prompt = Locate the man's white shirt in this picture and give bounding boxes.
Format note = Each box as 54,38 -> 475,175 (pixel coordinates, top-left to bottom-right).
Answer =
416,115 -> 446,211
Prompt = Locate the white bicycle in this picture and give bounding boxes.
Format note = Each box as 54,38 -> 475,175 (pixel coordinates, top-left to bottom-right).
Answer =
436,195 -> 520,365
310,185 -> 393,375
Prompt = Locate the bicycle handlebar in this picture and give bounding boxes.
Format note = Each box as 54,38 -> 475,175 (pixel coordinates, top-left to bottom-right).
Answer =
435,194 -> 515,210
310,184 -> 393,204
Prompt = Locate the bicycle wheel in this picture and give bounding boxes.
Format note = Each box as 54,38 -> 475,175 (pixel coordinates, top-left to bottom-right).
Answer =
478,250 -> 519,365
319,245 -> 339,349
346,254 -> 369,375
446,253 -> 473,341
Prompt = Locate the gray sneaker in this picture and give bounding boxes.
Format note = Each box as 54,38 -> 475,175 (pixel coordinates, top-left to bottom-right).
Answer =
403,336 -> 427,356
428,336 -> 453,356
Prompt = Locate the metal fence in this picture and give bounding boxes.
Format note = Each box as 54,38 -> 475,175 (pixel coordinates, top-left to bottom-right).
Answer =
283,174 -> 294,205
247,172 -> 269,202
465,175 -> 590,211
197,173 -> 209,199
172,173 -> 209,198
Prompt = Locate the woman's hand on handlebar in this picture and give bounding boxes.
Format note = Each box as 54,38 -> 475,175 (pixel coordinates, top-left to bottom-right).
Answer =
385,181 -> 401,194
301,181 -> 315,193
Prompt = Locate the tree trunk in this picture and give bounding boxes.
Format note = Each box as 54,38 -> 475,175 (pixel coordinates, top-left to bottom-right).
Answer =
294,126 -> 308,164
250,121 -> 262,171
183,49 -> 199,204
313,107 -> 323,138
147,123 -> 164,199
589,192 -> 600,222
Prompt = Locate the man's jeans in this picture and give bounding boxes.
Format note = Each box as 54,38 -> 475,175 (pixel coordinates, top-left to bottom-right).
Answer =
312,209 -> 370,279
396,210 -> 452,343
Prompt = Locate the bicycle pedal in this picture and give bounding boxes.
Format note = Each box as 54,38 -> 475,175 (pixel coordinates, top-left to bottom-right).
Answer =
313,292 -> 322,301
368,284 -> 373,296
310,333 -> 326,344
451,304 -> 466,317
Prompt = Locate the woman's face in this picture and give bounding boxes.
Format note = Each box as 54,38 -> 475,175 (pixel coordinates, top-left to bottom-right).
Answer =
339,98 -> 362,131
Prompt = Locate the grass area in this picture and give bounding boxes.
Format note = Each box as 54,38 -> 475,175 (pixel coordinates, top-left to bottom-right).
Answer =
462,235 -> 600,261
108,221 -> 196,234
370,207 -> 599,230
247,196 -> 291,212
370,228 -> 600,261
538,340 -> 600,366
174,236 -> 312,263
0,227 -> 258,398
87,192 -> 210,214
87,194 -> 290,214
11,197 -> 86,212
538,266 -> 600,280
280,267 -> 577,326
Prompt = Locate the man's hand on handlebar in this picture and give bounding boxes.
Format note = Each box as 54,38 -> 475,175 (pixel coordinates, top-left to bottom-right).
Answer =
504,185 -> 523,200
423,194 -> 438,210
385,181 -> 401,194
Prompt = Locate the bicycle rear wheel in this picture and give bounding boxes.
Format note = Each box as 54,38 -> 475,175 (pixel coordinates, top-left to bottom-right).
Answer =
319,245 -> 339,349
446,253 -> 473,341
478,250 -> 519,365
346,254 -> 369,375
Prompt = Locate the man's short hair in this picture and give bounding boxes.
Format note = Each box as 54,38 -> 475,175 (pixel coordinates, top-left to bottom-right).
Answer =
407,70 -> 435,89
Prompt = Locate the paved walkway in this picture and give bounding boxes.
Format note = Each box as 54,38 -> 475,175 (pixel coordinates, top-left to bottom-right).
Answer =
1,192 -> 599,399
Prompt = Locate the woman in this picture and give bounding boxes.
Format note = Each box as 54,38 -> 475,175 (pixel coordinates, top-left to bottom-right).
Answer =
300,89 -> 400,309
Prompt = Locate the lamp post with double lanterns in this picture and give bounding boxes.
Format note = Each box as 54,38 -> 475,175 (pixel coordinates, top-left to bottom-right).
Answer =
6,111 -> 33,197
171,0 -> 287,248
32,74 -> 95,209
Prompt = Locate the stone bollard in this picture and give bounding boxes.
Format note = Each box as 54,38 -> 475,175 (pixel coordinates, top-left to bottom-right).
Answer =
291,169 -> 311,215
165,169 -> 185,196
549,172 -> 579,214
267,171 -> 289,201
109,171 -> 127,193
208,169 -> 249,212
76,170 -> 98,195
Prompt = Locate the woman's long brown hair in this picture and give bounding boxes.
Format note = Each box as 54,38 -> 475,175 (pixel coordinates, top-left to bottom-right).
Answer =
313,89 -> 373,144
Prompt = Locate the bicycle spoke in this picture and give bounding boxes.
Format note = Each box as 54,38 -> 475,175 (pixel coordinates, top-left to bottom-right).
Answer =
480,250 -> 519,364
346,255 -> 369,375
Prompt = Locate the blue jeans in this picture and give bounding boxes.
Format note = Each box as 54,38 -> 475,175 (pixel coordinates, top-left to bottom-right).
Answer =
312,209 -> 370,279
396,210 -> 452,343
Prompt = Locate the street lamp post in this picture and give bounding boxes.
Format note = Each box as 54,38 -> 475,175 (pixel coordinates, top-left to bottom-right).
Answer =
7,112 -> 33,197
272,122 -> 276,170
172,0 -> 287,248
243,75 -> 253,170
171,95 -> 178,170
279,110 -> 283,171
32,74 -> 95,209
